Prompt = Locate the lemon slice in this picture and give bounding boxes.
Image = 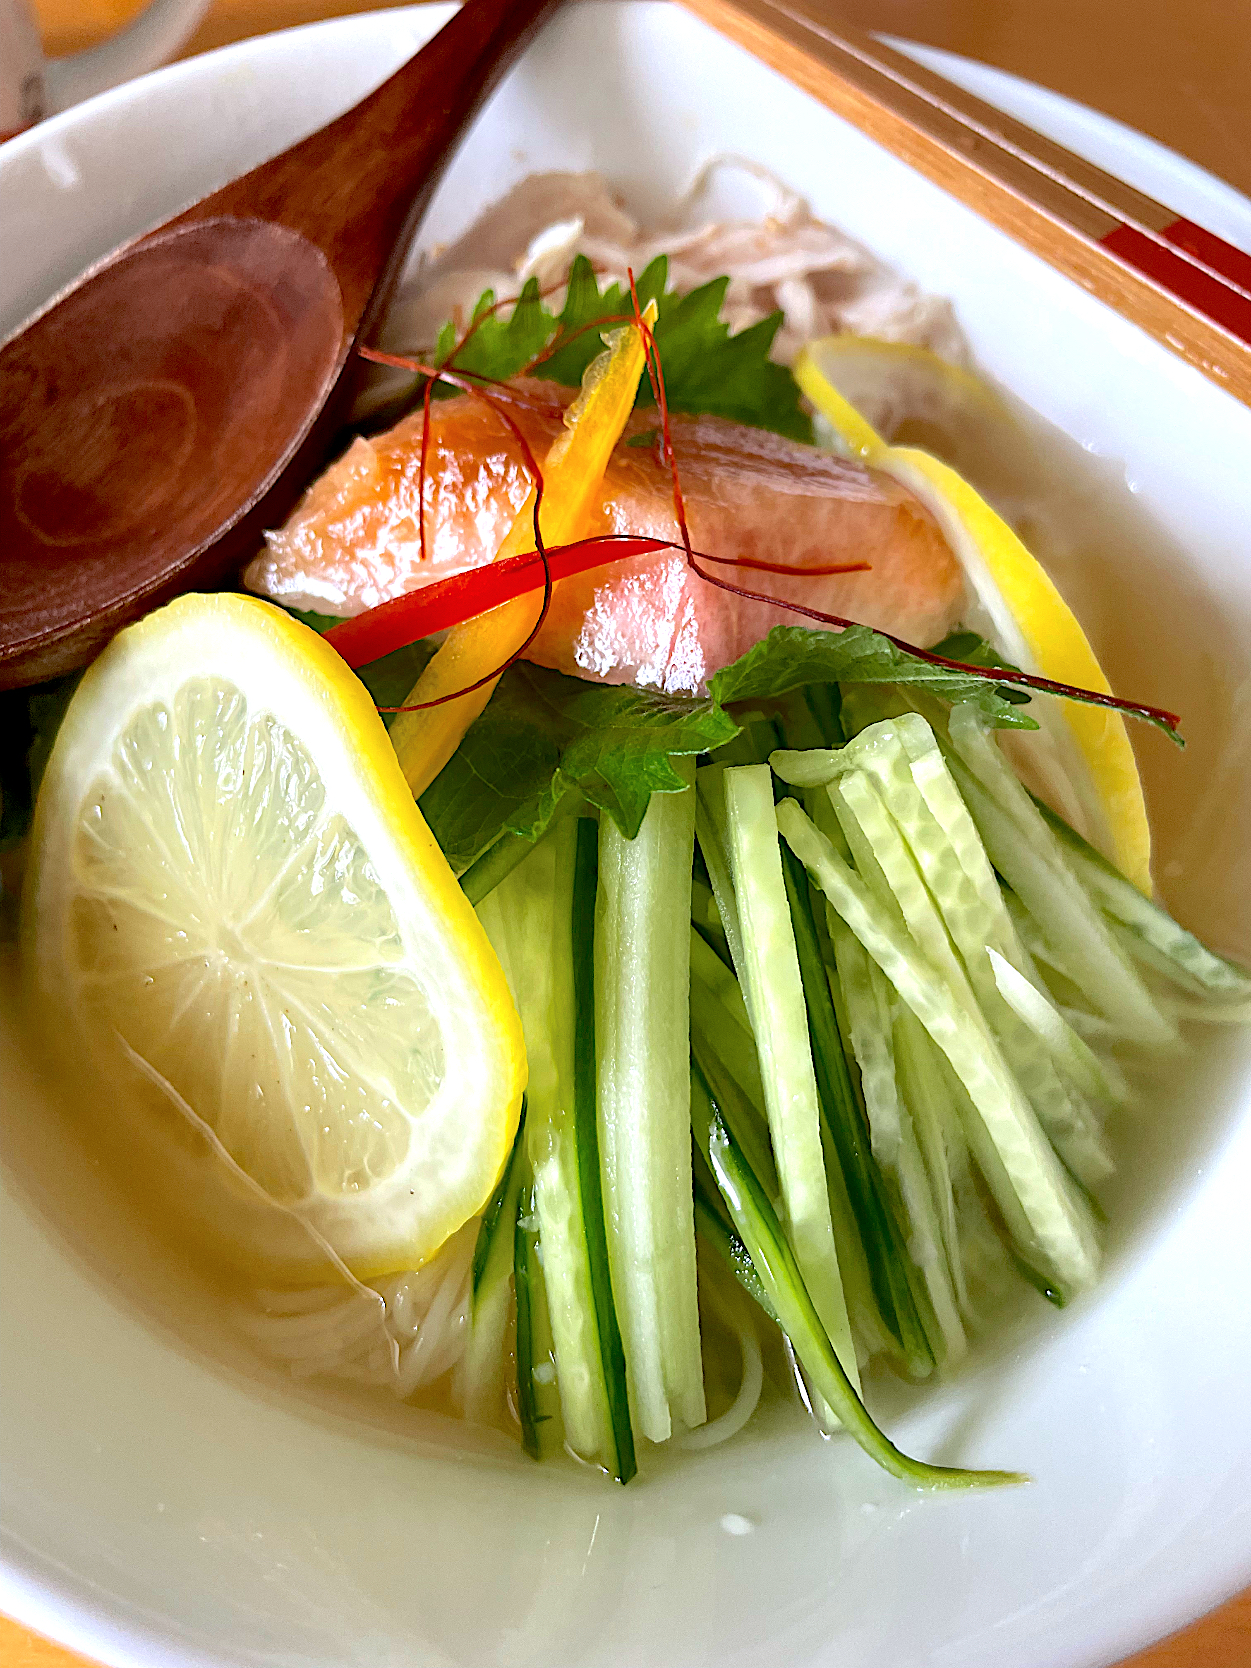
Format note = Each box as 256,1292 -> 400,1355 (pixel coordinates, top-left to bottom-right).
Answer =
796,336 -> 1152,892
22,593 -> 525,1278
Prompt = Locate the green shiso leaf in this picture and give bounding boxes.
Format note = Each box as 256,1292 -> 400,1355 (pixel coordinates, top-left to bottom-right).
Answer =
430,254 -> 811,442
418,662 -> 737,873
709,625 -> 1041,730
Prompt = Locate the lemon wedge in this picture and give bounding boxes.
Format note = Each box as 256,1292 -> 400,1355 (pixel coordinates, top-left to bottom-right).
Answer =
796,335 -> 1152,892
22,593 -> 525,1278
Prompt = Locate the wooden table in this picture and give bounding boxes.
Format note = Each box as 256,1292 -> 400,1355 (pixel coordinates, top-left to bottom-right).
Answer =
9,3 -> 1251,1666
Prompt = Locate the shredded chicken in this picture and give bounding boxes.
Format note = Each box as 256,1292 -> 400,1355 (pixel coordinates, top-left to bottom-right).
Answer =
363,159 -> 967,412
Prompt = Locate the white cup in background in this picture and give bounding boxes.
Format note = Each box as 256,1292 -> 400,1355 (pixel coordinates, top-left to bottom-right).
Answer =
1,0 -> 213,138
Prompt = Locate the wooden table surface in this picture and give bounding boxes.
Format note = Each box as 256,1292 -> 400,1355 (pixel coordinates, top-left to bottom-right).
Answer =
8,3 -> 1251,1666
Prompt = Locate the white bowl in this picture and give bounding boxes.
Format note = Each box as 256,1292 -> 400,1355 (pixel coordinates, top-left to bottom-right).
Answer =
3,7 -> 1250,1666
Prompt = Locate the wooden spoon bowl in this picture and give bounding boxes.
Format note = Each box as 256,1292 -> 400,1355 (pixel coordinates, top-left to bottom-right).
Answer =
0,0 -> 563,689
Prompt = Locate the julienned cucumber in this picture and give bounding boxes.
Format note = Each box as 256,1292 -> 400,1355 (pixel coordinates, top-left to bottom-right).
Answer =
459,661 -> 1246,1485
488,826 -> 636,1482
514,1173 -> 563,1460
827,913 -> 952,1373
943,706 -> 1174,1047
693,1160 -> 779,1323
777,797 -> 1102,1294
723,763 -> 860,1400
462,1106 -> 527,1422
1031,794 -> 1251,1002
778,833 -> 938,1373
596,767 -> 706,1441
691,1064 -> 1025,1491
572,819 -> 638,1482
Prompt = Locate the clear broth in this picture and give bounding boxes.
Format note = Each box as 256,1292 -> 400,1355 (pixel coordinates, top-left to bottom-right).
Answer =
2,384 -> 1249,1468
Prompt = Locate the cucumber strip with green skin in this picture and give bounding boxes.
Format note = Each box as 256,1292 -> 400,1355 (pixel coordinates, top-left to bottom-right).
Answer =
693,1170 -> 779,1324
835,722 -> 1116,1183
724,765 -> 860,1397
817,1104 -> 896,1367
893,1008 -> 963,1287
830,916 -> 905,1167
887,1072 -> 967,1362
944,706 -> 1174,1047
596,771 -> 706,1441
492,832 -> 635,1480
695,765 -> 749,990
460,830 -> 535,904
779,836 -> 924,1362
797,869 -> 903,1368
472,1105 -> 528,1300
957,760 -> 1173,1050
829,916 -> 952,1367
1032,794 -> 1251,1001
690,969 -> 770,1129
815,918 -> 929,1371
690,1066 -> 1025,1490
566,819 -> 638,1481
805,786 -> 1099,1280
462,1106 -> 527,1422
988,947 -> 1126,1109
891,1008 -> 970,1342
690,927 -> 753,1034
690,1016 -> 780,1205
777,797 -> 1101,1294
772,826 -> 899,1367
514,1178 -> 564,1460
1108,919 -> 1251,1020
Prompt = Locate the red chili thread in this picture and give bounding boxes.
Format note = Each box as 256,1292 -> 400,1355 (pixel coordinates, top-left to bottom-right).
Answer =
410,275 -> 574,372
359,346 -> 569,418
622,271 -> 1181,736
522,311 -> 635,376
350,304 -> 1180,736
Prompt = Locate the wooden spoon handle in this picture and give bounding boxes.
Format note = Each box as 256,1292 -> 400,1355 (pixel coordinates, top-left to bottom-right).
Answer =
173,0 -> 564,333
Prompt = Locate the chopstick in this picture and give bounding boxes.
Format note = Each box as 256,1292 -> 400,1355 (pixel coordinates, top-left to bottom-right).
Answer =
680,0 -> 1251,409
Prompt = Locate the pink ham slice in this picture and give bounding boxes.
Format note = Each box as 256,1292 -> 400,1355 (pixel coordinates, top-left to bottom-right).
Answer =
245,381 -> 965,694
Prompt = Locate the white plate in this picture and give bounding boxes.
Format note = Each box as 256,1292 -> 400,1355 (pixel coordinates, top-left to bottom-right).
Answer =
2,8 -> 1250,1668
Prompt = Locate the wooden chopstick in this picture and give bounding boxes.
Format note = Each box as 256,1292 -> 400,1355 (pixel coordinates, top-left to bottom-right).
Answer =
680,0 -> 1251,408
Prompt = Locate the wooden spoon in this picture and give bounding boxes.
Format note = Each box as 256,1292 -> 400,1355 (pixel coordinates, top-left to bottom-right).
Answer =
0,0 -> 563,690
